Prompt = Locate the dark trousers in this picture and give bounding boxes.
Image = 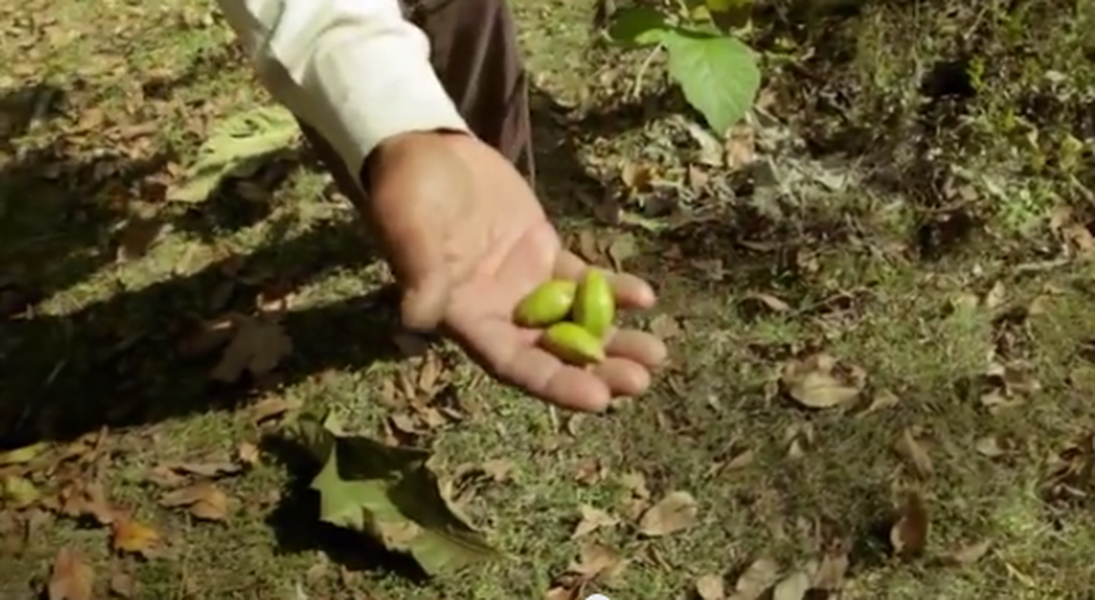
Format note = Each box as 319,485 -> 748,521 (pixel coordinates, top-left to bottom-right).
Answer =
296,0 -> 534,202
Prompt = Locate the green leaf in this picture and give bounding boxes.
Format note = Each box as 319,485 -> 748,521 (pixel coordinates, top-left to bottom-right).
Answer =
307,424 -> 499,576
167,105 -> 299,203
607,6 -> 671,46
662,30 -> 760,133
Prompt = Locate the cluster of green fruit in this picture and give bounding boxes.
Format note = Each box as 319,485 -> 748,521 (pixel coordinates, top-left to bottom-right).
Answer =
513,269 -> 615,365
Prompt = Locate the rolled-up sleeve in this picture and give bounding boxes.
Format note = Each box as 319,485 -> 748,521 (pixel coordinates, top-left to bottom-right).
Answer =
215,0 -> 470,177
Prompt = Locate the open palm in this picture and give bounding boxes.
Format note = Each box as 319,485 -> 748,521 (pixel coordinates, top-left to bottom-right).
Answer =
444,217 -> 666,411
368,132 -> 666,411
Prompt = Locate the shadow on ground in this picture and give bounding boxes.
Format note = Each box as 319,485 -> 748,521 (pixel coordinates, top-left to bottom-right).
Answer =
0,82 -> 661,451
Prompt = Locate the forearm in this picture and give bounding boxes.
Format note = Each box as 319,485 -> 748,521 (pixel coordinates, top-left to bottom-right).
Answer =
214,0 -> 469,181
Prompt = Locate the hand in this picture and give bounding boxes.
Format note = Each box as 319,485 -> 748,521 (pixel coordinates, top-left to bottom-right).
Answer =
364,131 -> 667,411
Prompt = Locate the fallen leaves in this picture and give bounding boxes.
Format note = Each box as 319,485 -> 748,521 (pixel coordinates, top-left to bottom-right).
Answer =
546,540 -> 629,599
781,352 -> 865,409
894,427 -> 934,478
48,548 -> 94,600
111,515 -> 162,557
290,416 -> 498,576
210,314 -> 293,383
571,504 -> 619,539
637,490 -> 698,537
159,482 -> 230,522
890,490 -> 929,558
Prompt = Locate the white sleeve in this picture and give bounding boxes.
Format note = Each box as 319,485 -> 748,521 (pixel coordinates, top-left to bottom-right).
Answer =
215,0 -> 470,177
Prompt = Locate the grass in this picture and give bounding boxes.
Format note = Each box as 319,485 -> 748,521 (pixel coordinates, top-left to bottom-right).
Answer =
2,0 -> 1095,598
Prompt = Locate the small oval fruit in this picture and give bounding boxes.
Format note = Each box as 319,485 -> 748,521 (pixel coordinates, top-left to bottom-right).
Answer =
513,279 -> 578,327
540,322 -> 606,365
572,268 -> 615,339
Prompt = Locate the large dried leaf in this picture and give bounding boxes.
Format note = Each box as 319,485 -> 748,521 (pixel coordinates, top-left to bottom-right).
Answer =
301,418 -> 499,576
637,490 -> 698,537
781,353 -> 864,409
168,106 -> 299,203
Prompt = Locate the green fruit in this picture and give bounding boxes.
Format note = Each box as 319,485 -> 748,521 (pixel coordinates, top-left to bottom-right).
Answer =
572,268 -> 615,339
513,279 -> 578,327
541,322 -> 606,365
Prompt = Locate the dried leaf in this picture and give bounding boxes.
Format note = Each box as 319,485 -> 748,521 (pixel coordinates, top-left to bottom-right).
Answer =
237,442 -> 261,465
108,564 -> 136,598
210,316 -> 292,382
607,233 -> 637,271
695,573 -> 726,600
894,428 -> 933,478
890,491 -> 929,558
111,516 -> 161,557
0,442 -> 47,466
859,389 -> 900,416
781,353 -> 863,409
729,557 -> 779,600
570,540 -> 628,582
974,436 -> 1005,458
249,396 -> 299,424
47,548 -> 94,600
159,482 -> 230,521
810,551 -> 849,590
943,539 -> 991,565
59,481 -> 117,525
572,505 -> 619,539
115,216 -> 164,262
649,314 -> 682,339
744,292 -> 791,313
1,475 -> 40,508
772,570 -> 811,600
638,490 -> 698,537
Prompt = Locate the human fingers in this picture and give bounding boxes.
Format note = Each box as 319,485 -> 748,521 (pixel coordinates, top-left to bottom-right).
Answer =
553,250 -> 657,310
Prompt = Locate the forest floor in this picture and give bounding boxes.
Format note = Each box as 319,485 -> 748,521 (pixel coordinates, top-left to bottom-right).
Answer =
2,0 -> 1095,598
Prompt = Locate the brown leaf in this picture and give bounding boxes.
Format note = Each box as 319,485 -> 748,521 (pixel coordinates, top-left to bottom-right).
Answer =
649,314 -> 682,340
772,570 -> 811,600
570,540 -> 628,583
621,161 -> 654,191
210,315 -> 292,382
943,539 -> 992,566
858,389 -> 901,417
177,315 -> 237,357
236,442 -> 261,465
890,490 -> 929,558
744,292 -> 792,313
571,505 -> 619,539
111,515 -> 161,557
159,482 -> 229,521
810,551 -> 849,590
47,548 -> 94,600
1,475 -> 40,508
974,435 -> 1006,458
168,460 -> 243,478
695,573 -> 726,600
637,490 -> 698,537
249,396 -> 299,425
894,427 -> 933,478
109,563 -> 137,597
729,557 -> 779,600
781,353 -> 863,409
115,216 -> 164,262
607,233 -> 637,271
0,442 -> 48,466
59,481 -> 117,525
480,458 -> 515,482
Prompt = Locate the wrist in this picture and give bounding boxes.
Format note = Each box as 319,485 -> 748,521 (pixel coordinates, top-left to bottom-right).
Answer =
361,130 -> 472,189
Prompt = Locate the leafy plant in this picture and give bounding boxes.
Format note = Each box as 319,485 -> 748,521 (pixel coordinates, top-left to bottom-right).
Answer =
606,0 -> 761,135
